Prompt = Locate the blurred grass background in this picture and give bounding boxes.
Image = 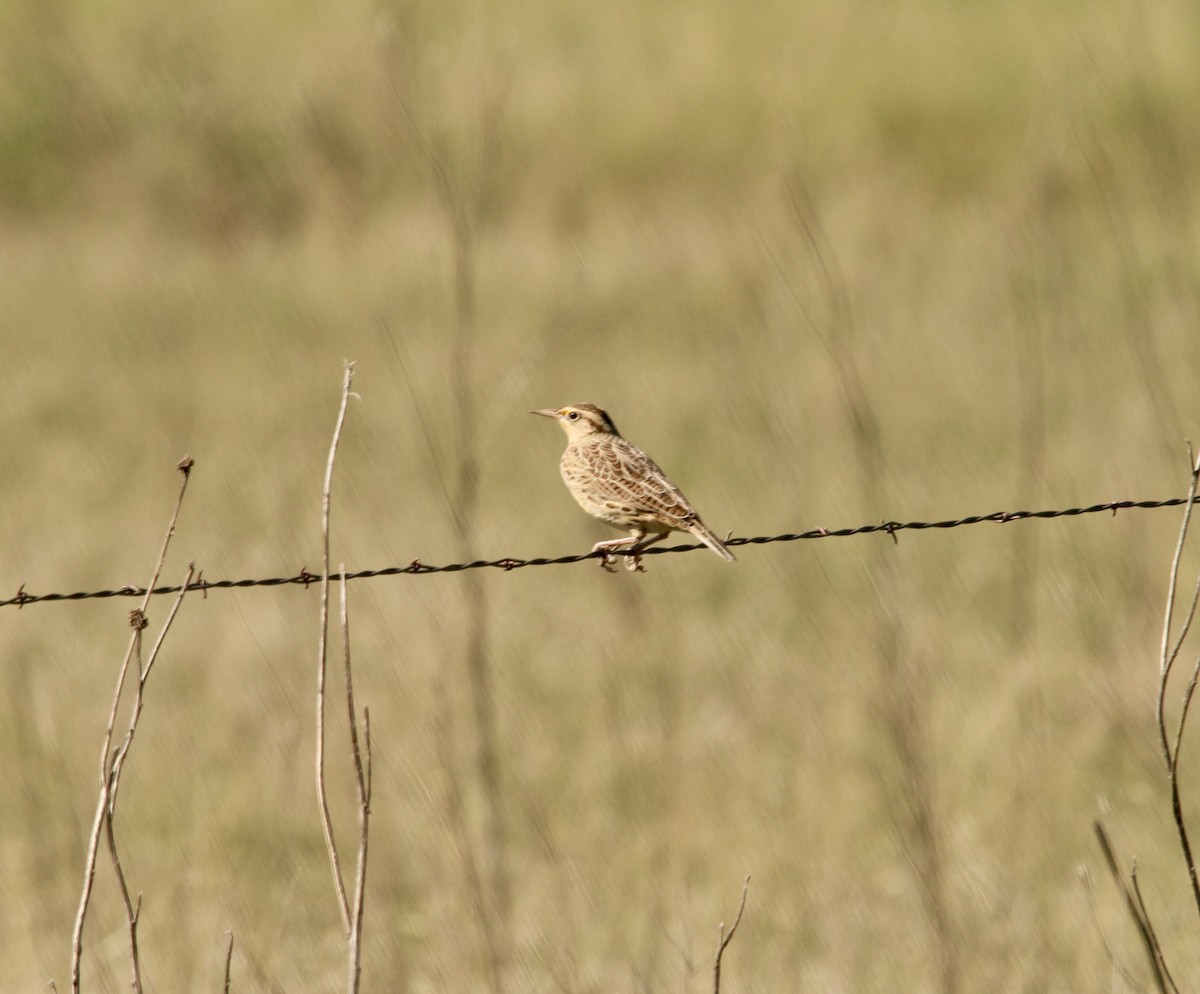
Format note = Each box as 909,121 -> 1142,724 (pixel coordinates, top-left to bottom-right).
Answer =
2,0 -> 1200,989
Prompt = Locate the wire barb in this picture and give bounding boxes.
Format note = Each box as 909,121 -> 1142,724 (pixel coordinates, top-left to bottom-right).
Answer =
6,495 -> 1199,608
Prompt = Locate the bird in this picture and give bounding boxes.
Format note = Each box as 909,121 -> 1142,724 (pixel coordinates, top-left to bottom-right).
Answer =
531,404 -> 735,572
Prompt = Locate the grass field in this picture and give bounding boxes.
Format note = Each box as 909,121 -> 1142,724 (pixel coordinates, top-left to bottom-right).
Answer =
3,0 -> 1200,990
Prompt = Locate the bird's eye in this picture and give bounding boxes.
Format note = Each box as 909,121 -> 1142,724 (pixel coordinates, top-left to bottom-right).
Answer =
566,410 -> 579,421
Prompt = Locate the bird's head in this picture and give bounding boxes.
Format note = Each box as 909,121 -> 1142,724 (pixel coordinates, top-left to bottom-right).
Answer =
530,404 -> 620,440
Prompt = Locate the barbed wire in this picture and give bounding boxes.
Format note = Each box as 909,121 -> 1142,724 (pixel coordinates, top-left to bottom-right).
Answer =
4,494 -> 1198,609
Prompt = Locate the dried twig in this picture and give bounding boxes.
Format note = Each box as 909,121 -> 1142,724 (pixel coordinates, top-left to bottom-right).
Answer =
105,565 -> 194,994
223,931 -> 234,993
341,568 -> 372,994
1090,449 -> 1200,992
1157,443 -> 1200,766
314,364 -> 373,994
69,457 -> 195,994
1171,649 -> 1200,922
1093,821 -> 1172,994
1078,865 -> 1143,990
713,876 -> 750,994
1132,865 -> 1180,994
316,362 -> 356,935
1156,444 -> 1200,921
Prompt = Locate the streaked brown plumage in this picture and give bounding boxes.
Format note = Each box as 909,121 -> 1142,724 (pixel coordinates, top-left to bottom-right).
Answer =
531,404 -> 735,571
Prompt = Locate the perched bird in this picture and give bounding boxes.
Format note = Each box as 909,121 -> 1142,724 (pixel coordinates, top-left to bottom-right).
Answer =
531,404 -> 735,572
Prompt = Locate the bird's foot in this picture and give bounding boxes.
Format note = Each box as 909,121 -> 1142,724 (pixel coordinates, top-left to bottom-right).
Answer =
626,553 -> 645,573
597,552 -> 618,572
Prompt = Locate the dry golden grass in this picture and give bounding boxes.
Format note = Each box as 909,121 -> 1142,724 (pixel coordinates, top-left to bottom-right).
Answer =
2,0 -> 1200,990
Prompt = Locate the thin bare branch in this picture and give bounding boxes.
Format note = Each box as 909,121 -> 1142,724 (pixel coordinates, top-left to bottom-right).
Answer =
317,361 -> 357,935
713,876 -> 750,994
341,568 -> 372,994
342,567 -> 369,810
1173,649 -> 1200,774
1093,821 -> 1169,994
349,712 -> 372,994
103,827 -> 142,990
223,931 -> 234,993
1131,862 -> 1180,994
104,648 -> 143,993
106,565 -> 194,993
108,570 -> 195,811
71,459 -> 194,994
105,627 -> 146,925
1167,650 -> 1200,921
1152,444 -> 1200,922
1157,442 -> 1200,767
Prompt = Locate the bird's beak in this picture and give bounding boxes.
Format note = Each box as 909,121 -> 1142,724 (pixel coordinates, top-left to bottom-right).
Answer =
530,408 -> 560,419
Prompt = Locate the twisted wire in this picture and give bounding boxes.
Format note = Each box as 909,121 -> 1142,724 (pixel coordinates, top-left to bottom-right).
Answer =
4,495 -> 1196,609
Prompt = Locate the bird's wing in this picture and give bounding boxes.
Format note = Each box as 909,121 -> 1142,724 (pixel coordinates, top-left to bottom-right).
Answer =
589,440 -> 698,528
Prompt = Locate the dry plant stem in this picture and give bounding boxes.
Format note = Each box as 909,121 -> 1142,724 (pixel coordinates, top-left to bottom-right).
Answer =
1157,443 -> 1200,766
1156,445 -> 1200,921
349,707 -> 371,994
102,825 -> 141,994
1169,649 -> 1200,921
105,635 -> 146,994
109,565 -> 195,994
1094,452 -> 1200,993
712,876 -> 750,994
1131,866 -> 1180,994
1093,821 -> 1173,994
317,361 -> 356,936
223,932 -> 234,993
340,568 -> 372,994
70,459 -> 194,994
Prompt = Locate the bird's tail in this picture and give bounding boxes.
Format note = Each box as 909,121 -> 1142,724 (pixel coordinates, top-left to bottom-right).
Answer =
689,520 -> 736,562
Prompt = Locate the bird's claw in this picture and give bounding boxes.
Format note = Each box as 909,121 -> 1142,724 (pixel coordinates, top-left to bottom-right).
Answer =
595,549 -> 644,573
